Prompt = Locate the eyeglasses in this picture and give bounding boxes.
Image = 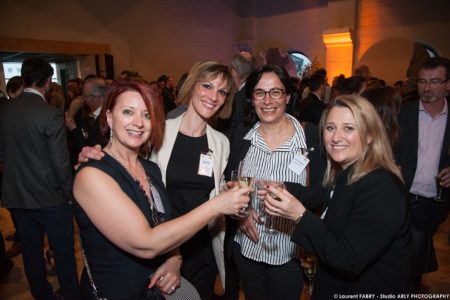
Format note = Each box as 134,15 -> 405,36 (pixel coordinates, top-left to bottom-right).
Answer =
253,88 -> 285,101
417,78 -> 449,86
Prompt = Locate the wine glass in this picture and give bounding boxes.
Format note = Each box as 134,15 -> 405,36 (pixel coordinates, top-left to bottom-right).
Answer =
434,175 -> 444,202
230,169 -> 250,219
300,248 -> 317,295
259,180 -> 285,234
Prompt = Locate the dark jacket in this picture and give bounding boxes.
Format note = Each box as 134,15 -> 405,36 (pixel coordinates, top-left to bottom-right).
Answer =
299,92 -> 327,125
395,98 -> 450,274
0,92 -> 73,208
292,167 -> 412,298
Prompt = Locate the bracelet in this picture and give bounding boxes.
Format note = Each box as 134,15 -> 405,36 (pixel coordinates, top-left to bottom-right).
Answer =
295,210 -> 306,224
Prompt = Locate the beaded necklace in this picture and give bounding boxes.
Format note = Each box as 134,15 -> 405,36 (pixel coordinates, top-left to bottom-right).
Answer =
107,149 -> 165,226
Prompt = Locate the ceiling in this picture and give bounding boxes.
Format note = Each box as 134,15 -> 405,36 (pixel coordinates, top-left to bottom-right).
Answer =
0,51 -> 81,63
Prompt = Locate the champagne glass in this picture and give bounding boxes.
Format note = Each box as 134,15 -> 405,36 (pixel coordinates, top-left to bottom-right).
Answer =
230,169 -> 250,219
300,248 -> 317,295
255,179 -> 267,223
434,175 -> 444,202
261,180 -> 285,234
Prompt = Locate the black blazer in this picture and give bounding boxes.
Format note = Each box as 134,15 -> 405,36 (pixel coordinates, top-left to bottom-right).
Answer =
71,108 -> 107,149
299,93 -> 327,125
292,168 -> 412,297
395,99 -> 450,274
0,92 -> 73,208
229,88 -> 248,132
396,99 -> 450,193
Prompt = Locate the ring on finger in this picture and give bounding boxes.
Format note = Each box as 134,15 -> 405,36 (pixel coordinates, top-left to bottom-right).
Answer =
169,286 -> 175,293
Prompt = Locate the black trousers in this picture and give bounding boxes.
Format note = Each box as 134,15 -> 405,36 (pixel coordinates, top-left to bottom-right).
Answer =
232,242 -> 304,300
182,255 -> 218,300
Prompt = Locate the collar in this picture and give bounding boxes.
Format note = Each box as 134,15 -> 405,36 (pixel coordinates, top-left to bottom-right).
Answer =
312,92 -> 323,101
92,106 -> 102,118
419,98 -> 448,117
243,113 -> 307,152
24,87 -> 46,102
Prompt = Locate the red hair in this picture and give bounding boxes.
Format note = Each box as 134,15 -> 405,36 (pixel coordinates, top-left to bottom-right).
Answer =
100,79 -> 165,151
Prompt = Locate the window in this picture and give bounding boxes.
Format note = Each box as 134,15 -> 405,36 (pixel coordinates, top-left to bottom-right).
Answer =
289,51 -> 311,78
3,62 -> 59,84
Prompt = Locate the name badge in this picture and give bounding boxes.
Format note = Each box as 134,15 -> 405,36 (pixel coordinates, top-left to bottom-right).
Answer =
150,185 -> 165,214
288,153 -> 309,175
198,152 -> 214,177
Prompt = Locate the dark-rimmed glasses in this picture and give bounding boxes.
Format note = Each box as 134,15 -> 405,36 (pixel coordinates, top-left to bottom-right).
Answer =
417,78 -> 449,86
253,88 -> 285,101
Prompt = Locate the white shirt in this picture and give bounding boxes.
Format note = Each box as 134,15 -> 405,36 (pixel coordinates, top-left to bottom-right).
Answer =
410,100 -> 448,197
234,114 -> 307,265
24,87 -> 46,102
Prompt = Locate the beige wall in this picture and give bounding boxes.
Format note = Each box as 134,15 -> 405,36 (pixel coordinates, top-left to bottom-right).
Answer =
1,0 -> 449,85
356,0 -> 450,84
254,6 -> 327,65
0,0 -> 241,82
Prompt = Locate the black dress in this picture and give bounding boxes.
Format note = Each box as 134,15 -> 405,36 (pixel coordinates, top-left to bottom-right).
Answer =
74,153 -> 172,300
166,132 -> 216,300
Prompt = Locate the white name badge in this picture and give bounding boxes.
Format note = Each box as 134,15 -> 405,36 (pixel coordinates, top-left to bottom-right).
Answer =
288,153 -> 309,175
150,185 -> 165,214
198,153 -> 214,177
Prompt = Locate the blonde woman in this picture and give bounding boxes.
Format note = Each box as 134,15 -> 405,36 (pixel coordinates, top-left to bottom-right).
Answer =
265,95 -> 412,298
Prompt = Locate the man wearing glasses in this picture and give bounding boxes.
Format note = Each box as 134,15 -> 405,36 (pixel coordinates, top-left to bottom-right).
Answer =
396,56 -> 450,289
65,76 -> 107,165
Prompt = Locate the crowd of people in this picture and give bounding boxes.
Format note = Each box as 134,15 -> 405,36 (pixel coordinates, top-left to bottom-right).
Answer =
0,53 -> 449,300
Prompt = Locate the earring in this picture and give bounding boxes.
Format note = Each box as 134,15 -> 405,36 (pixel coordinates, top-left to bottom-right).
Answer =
109,128 -> 113,146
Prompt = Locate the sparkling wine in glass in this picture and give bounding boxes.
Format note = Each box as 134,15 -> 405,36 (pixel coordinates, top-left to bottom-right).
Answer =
230,169 -> 249,219
262,180 -> 284,234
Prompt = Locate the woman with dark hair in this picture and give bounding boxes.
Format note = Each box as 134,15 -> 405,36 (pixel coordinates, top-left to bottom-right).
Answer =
226,64 -> 308,300
264,95 -> 412,298
73,80 -> 250,299
361,86 -> 402,149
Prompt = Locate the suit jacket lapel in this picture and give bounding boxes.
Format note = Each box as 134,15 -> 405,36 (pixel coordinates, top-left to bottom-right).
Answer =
411,102 -> 420,164
439,100 -> 450,168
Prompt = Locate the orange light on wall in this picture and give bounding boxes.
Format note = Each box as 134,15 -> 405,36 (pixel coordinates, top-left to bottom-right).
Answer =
322,29 -> 354,81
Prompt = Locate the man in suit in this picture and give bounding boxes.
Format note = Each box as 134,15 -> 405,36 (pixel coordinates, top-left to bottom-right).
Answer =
158,75 -> 176,114
66,76 -> 107,164
228,53 -> 255,133
299,74 -> 327,124
0,57 -> 80,299
396,56 -> 450,287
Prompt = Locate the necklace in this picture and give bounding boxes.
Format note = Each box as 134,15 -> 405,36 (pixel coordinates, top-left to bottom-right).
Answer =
106,149 -> 164,225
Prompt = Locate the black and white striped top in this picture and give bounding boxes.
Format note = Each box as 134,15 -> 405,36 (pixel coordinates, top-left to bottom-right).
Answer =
234,114 -> 307,265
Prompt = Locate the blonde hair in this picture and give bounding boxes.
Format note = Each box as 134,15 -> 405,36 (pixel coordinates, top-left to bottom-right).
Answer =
177,60 -> 235,118
320,94 -> 403,187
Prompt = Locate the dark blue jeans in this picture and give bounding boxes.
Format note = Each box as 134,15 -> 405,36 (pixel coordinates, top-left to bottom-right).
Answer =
14,203 -> 80,300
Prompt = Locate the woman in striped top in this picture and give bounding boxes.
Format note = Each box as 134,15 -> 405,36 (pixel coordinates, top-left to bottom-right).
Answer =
225,65 -> 309,300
